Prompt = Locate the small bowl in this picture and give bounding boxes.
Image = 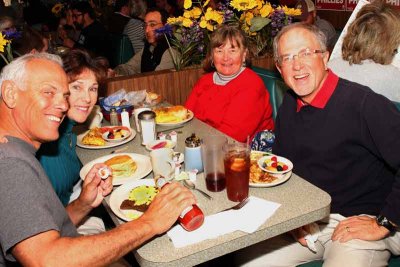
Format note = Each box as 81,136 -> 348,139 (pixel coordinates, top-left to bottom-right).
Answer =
102,126 -> 131,143
257,155 -> 293,174
145,140 -> 176,151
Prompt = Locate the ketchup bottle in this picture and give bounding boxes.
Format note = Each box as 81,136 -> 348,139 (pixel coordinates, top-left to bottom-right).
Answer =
155,176 -> 204,231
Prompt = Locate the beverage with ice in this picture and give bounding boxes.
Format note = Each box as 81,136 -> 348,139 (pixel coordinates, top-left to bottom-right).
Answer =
224,144 -> 250,202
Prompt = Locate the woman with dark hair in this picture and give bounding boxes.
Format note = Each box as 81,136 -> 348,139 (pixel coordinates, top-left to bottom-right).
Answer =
185,24 -> 274,143
37,49 -> 107,234
329,0 -> 400,102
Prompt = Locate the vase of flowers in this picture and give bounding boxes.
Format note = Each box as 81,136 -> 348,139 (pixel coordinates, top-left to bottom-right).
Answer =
155,0 -> 301,70
0,29 -> 20,65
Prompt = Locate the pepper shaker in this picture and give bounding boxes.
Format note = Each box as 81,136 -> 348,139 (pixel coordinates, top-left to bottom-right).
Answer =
184,133 -> 203,172
110,108 -> 119,126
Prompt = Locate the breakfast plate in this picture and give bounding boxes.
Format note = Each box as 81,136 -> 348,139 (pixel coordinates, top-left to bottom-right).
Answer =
109,179 -> 156,221
156,110 -> 194,127
79,153 -> 152,186
77,127 -> 136,149
102,127 -> 132,143
249,151 -> 293,188
249,171 -> 292,188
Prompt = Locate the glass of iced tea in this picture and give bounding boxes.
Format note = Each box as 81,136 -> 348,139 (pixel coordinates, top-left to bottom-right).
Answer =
223,142 -> 250,202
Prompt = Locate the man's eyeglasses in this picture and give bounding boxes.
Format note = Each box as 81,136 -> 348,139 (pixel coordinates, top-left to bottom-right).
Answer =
143,22 -> 162,28
277,48 -> 326,66
72,13 -> 83,19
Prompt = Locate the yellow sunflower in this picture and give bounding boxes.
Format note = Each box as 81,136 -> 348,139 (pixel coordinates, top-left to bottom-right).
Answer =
230,0 -> 258,11
184,0 -> 192,9
0,32 -> 10,53
260,2 -> 273,17
279,5 -> 302,16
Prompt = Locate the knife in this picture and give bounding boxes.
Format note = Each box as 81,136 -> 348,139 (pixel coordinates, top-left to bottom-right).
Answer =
156,125 -> 184,135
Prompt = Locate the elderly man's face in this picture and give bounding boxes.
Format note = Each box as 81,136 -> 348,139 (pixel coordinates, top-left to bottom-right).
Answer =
144,11 -> 163,45
13,59 -> 69,147
276,28 -> 329,104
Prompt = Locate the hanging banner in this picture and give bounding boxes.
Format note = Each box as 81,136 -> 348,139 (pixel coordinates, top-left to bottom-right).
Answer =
315,0 -> 346,10
385,0 -> 400,9
346,0 -> 359,10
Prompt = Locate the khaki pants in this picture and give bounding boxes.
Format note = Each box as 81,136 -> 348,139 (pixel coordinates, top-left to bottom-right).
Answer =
235,214 -> 400,267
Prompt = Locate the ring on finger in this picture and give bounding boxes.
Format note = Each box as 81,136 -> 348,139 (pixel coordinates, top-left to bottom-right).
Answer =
345,226 -> 350,233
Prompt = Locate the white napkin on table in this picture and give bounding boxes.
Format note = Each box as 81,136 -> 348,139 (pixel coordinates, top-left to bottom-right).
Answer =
167,196 -> 281,248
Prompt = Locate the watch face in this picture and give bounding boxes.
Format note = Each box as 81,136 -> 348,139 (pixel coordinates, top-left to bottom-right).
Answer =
377,215 -> 396,232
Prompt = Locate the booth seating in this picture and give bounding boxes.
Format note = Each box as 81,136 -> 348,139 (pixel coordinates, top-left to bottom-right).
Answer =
252,66 -> 289,120
109,34 -> 134,68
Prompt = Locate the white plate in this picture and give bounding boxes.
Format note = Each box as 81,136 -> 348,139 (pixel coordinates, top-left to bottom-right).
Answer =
79,153 -> 152,186
109,179 -> 156,221
77,127 -> 136,149
102,127 -> 132,143
145,140 -> 176,151
250,171 -> 292,188
257,155 -> 293,174
156,110 -> 194,127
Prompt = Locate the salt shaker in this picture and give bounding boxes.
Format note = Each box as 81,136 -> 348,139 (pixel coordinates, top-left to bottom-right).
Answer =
184,133 -> 203,172
138,110 -> 156,145
121,108 -> 131,128
110,108 -> 119,126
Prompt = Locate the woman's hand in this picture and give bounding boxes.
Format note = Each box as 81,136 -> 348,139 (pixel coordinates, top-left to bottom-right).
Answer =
331,215 -> 390,243
290,224 -> 313,246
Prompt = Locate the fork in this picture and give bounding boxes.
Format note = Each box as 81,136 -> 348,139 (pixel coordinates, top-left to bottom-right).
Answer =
218,197 -> 250,213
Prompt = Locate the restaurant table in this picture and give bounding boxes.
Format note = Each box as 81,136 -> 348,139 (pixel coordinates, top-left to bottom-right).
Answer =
76,116 -> 331,267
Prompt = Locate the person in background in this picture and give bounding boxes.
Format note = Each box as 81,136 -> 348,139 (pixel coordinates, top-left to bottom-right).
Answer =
0,52 -> 197,266
36,49 -> 107,235
107,0 -> 145,55
329,0 -> 400,102
60,1 -> 110,60
185,24 -> 274,143
113,8 -> 177,76
0,15 -> 15,32
294,0 -> 337,50
235,22 -> 400,267
12,25 -> 48,55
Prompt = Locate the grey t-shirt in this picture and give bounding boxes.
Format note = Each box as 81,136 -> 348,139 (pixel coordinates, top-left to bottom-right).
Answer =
0,137 -> 78,266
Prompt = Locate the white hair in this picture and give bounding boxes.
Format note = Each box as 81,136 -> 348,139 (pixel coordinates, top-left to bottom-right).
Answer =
0,53 -> 63,97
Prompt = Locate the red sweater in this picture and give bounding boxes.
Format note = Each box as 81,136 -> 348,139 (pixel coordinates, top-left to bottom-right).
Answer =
185,68 -> 274,142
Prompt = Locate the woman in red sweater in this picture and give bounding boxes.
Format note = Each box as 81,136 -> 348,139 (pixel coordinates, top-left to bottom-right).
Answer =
185,25 -> 274,143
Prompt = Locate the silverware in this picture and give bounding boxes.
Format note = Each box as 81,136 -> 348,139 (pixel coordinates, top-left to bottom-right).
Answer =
183,180 -> 213,200
110,146 -> 129,154
157,125 -> 184,135
219,197 -> 250,213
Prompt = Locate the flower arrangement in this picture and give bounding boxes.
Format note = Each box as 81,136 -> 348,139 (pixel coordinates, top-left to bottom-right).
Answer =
156,0 -> 301,70
51,2 -> 66,17
0,29 -> 20,65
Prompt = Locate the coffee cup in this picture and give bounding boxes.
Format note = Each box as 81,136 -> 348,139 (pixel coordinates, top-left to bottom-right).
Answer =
86,105 -> 103,129
150,148 -> 175,179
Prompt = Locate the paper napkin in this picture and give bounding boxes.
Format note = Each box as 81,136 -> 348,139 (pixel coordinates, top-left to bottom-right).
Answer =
304,223 -> 320,252
167,196 -> 281,248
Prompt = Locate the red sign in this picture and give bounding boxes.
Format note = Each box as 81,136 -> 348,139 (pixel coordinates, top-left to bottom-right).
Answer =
346,0 -> 358,10
315,0 -> 346,10
385,0 -> 400,9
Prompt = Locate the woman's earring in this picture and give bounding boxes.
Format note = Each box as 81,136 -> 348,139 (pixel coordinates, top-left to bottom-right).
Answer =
211,60 -> 215,68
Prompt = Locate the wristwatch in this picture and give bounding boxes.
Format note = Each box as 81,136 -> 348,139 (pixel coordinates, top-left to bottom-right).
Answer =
376,215 -> 397,233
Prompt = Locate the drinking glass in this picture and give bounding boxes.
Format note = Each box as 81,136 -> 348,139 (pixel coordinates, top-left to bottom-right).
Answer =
223,142 -> 250,202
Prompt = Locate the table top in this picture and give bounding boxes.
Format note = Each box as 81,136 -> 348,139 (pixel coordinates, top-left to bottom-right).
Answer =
76,116 -> 331,267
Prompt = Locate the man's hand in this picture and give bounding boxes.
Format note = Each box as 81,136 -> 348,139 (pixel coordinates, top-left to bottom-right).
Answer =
139,182 -> 197,235
79,163 -> 113,209
331,215 -> 390,243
